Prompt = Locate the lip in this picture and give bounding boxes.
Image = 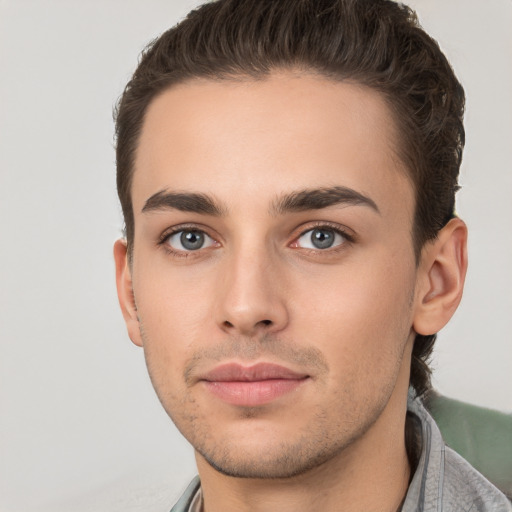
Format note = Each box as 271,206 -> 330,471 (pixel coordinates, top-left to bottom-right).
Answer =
200,363 -> 309,407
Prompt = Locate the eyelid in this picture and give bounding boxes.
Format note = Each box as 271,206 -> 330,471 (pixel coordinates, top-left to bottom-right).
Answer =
158,223 -> 216,243
158,223 -> 221,255
169,230 -> 216,250
290,221 -> 355,250
294,221 -> 354,241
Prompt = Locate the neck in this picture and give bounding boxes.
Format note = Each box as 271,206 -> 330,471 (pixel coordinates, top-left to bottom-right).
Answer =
196,384 -> 412,512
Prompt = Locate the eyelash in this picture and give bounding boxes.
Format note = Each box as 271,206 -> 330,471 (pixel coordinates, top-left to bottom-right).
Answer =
293,222 -> 355,250
157,221 -> 354,258
158,224 -> 218,258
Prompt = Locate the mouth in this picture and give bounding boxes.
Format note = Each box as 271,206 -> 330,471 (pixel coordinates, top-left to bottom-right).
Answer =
200,362 -> 310,407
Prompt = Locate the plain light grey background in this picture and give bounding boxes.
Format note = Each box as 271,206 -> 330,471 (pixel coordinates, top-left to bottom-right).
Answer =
0,1 -> 511,511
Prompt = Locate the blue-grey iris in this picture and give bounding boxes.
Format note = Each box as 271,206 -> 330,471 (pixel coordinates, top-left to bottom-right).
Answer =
311,228 -> 335,249
180,230 -> 205,250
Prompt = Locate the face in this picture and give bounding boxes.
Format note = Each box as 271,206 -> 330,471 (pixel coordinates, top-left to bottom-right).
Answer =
119,72 -> 421,479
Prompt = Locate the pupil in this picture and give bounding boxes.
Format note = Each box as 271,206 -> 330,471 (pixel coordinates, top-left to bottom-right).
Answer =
311,228 -> 334,249
181,231 -> 204,250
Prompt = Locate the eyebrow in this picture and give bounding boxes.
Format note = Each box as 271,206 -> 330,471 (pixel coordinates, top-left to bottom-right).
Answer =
271,186 -> 380,215
141,185 -> 379,217
142,190 -> 225,216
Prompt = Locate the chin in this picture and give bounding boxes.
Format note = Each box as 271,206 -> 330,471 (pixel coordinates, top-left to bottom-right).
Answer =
192,414 -> 373,480
198,442 -> 341,479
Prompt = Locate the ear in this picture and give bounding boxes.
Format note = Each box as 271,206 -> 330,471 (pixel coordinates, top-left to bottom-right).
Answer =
113,239 -> 143,347
413,218 -> 468,336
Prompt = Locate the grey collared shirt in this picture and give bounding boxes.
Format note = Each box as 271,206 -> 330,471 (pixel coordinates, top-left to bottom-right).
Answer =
171,396 -> 512,511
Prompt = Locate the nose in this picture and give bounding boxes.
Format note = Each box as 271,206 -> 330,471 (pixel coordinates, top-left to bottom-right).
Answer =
215,246 -> 289,337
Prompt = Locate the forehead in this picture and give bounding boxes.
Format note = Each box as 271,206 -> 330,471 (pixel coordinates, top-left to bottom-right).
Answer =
132,72 -> 413,221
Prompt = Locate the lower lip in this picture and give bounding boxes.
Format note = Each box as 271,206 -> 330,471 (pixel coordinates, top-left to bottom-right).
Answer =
203,378 -> 307,406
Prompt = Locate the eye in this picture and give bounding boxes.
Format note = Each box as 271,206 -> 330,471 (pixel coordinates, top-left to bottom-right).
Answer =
165,229 -> 216,252
295,227 -> 346,250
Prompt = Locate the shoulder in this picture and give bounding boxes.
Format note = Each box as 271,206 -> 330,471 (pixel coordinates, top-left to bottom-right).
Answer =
403,392 -> 512,511
426,391 -> 512,499
442,446 -> 512,511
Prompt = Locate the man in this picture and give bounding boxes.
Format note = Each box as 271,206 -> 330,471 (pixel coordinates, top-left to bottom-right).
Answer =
113,0 -> 512,510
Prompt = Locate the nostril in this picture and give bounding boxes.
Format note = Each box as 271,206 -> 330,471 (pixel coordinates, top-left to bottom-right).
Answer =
221,318 -> 273,332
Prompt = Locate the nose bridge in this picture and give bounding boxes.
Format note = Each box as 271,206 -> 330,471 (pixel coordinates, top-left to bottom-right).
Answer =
216,235 -> 288,335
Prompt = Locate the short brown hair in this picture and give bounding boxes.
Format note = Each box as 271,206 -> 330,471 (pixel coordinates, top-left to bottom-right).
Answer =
114,0 -> 465,396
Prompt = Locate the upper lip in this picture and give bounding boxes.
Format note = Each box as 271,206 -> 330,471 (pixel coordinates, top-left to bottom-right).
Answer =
201,362 -> 309,382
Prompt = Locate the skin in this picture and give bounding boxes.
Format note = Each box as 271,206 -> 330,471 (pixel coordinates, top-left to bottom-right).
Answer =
115,72 -> 467,512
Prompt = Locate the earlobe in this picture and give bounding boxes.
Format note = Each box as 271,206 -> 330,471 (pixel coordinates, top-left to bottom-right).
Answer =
413,218 -> 468,336
113,239 -> 143,347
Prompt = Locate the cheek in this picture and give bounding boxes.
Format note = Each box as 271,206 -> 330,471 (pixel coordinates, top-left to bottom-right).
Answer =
133,265 -> 216,380
291,253 -> 415,378
135,254 -> 215,330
